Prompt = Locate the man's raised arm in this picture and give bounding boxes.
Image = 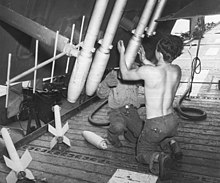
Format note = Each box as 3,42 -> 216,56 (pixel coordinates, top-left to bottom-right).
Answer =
117,40 -> 143,81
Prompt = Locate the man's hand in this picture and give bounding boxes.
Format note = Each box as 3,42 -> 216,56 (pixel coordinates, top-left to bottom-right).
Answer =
138,45 -> 146,63
117,40 -> 125,54
138,45 -> 155,66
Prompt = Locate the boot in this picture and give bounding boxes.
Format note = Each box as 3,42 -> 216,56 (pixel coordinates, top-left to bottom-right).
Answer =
170,140 -> 183,160
158,152 -> 173,180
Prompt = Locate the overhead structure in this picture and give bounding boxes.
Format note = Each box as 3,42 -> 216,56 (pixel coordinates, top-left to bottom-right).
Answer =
67,0 -> 110,103
86,0 -> 128,96
158,0 -> 220,21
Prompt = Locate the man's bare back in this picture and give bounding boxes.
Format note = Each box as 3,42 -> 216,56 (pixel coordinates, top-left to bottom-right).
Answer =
143,63 -> 181,119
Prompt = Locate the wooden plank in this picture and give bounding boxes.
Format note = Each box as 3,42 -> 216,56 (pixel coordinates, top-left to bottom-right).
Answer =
31,170 -> 91,183
182,149 -> 220,161
174,162 -> 220,180
171,171 -> 220,183
25,141 -> 138,165
15,145 -> 148,182
31,161 -> 109,183
178,127 -> 220,137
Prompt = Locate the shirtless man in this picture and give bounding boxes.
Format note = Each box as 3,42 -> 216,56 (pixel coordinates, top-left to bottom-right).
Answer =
117,35 -> 184,180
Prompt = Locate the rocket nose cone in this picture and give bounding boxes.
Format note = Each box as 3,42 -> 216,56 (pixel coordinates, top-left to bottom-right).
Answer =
82,130 -> 90,138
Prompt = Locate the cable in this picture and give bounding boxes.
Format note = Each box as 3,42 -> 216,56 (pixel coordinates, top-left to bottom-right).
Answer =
187,56 -> 201,97
175,38 -> 207,121
88,99 -> 110,126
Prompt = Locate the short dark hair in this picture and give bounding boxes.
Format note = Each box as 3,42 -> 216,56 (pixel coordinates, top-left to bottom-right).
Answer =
156,35 -> 184,63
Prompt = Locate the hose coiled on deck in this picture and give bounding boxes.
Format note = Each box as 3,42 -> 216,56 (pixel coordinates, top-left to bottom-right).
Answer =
174,39 -> 207,121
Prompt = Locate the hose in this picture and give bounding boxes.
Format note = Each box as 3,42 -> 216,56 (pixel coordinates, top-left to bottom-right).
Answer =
174,38 -> 207,121
88,99 -> 110,126
174,69 -> 207,121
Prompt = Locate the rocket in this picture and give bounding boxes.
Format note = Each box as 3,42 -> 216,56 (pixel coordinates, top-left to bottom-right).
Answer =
86,0 -> 128,96
124,0 -> 156,68
67,0 -> 109,103
1,127 -> 34,183
82,131 -> 107,149
48,105 -> 71,149
124,0 -> 167,68
146,0 -> 167,37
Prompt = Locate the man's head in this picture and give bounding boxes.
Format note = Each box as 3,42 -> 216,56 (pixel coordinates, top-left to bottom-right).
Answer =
156,35 -> 184,63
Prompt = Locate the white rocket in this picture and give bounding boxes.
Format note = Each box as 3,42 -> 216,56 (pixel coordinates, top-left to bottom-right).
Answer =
82,131 -> 107,149
125,0 -> 167,68
67,0 -> 109,103
86,0 -> 128,96
1,127 -> 34,183
146,0 -> 168,36
124,0 -> 157,68
48,105 -> 70,149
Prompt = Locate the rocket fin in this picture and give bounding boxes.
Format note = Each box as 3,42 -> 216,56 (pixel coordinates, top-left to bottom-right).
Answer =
50,137 -> 57,149
48,124 -> 57,136
61,122 -> 69,135
6,170 -> 17,183
3,155 -> 19,172
25,168 -> 35,180
20,149 -> 32,169
63,136 -> 71,147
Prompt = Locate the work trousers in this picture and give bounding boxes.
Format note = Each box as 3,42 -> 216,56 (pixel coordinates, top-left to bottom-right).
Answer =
107,105 -> 144,145
136,112 -> 179,165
